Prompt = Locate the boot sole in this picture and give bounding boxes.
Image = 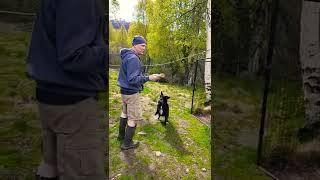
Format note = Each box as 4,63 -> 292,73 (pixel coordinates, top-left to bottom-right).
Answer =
120,143 -> 140,150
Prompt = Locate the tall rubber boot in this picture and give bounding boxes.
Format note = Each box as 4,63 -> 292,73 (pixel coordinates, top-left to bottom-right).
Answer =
121,126 -> 139,150
117,117 -> 127,141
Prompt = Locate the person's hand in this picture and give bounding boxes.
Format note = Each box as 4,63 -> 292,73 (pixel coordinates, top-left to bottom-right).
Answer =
158,73 -> 165,78
149,74 -> 161,81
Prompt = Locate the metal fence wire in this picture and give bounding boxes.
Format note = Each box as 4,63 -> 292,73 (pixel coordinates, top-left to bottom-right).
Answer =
257,0 -> 317,178
109,52 -> 211,114
260,54 -> 306,173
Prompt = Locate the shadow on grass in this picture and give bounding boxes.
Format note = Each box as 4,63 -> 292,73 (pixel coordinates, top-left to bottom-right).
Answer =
121,148 -> 157,178
163,122 -> 191,155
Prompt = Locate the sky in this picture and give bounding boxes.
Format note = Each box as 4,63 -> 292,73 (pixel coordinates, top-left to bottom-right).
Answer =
109,0 -> 138,22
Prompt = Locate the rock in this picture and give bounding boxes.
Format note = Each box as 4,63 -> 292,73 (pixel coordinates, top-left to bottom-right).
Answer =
111,173 -> 121,180
149,164 -> 156,171
137,131 -> 146,135
155,151 -> 161,157
202,168 -> 207,172
203,106 -> 211,113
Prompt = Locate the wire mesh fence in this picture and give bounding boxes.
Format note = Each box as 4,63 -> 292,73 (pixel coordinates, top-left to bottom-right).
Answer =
260,59 -> 306,174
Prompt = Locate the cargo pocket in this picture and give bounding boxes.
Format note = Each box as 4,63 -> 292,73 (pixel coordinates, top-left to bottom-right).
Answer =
62,131 -> 106,177
84,101 -> 107,132
79,148 -> 105,176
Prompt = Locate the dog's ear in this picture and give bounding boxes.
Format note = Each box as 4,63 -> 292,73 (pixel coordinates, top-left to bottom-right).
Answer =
166,96 -> 170,99
161,91 -> 163,96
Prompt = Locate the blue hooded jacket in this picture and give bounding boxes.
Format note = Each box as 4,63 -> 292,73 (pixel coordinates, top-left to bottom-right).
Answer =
118,48 -> 149,94
26,0 -> 108,97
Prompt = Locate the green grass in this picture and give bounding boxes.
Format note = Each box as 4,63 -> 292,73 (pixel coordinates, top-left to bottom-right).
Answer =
214,75 -> 271,179
261,78 -> 306,168
214,73 -> 306,179
109,69 -> 211,179
0,32 -> 43,179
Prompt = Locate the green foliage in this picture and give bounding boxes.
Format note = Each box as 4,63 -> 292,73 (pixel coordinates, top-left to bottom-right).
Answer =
110,0 -> 208,84
214,0 -> 301,77
127,22 -> 147,46
146,0 -> 206,60
109,24 -> 129,53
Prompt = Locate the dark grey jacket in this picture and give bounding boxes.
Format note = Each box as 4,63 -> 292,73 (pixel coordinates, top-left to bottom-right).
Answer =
27,0 -> 108,96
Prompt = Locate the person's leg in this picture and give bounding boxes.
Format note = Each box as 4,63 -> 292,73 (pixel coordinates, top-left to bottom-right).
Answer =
121,93 -> 141,150
118,100 -> 128,140
50,98 -> 106,180
36,103 -> 59,179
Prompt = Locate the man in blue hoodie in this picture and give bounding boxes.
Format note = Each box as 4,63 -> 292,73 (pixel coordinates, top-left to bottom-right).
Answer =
26,0 -> 107,179
117,35 -> 161,150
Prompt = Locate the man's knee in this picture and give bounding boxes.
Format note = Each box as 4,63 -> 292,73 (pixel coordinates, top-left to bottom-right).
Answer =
121,112 -> 127,118
127,120 -> 136,127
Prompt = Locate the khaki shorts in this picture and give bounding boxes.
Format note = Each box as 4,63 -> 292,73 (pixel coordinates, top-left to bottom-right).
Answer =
37,97 -> 107,180
121,93 -> 142,121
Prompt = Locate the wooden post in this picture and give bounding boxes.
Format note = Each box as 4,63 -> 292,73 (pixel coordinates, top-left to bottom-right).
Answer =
257,0 -> 279,165
191,60 -> 199,114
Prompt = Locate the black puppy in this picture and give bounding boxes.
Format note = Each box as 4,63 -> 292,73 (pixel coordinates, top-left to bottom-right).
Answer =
155,91 -> 170,124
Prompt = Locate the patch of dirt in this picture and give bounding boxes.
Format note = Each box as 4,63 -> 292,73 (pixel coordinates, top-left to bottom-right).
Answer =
176,118 -> 189,129
119,143 -> 158,175
264,140 -> 320,180
116,139 -> 200,179
140,96 -> 159,124
195,114 -> 211,126
236,129 -> 258,148
215,99 -> 258,130
271,164 -> 320,180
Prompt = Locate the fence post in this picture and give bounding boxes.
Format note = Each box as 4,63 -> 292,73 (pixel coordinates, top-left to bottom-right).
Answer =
191,60 -> 199,114
257,0 -> 279,165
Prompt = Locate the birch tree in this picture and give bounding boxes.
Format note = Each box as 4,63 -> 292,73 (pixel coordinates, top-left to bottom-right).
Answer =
204,0 -> 211,103
299,0 -> 320,136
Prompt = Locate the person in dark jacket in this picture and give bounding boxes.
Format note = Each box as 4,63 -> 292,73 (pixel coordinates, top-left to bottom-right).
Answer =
26,0 -> 107,179
117,35 -> 161,150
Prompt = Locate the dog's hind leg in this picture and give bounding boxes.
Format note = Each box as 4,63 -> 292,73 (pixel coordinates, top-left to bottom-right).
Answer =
165,115 -> 168,124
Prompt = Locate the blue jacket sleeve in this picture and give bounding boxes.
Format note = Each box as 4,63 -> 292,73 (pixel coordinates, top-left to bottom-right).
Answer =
56,0 -> 107,73
126,57 -> 149,85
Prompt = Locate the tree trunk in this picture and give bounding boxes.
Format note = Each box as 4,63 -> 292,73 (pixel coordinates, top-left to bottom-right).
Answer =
298,0 -> 320,141
248,0 -> 269,75
204,0 -> 211,104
